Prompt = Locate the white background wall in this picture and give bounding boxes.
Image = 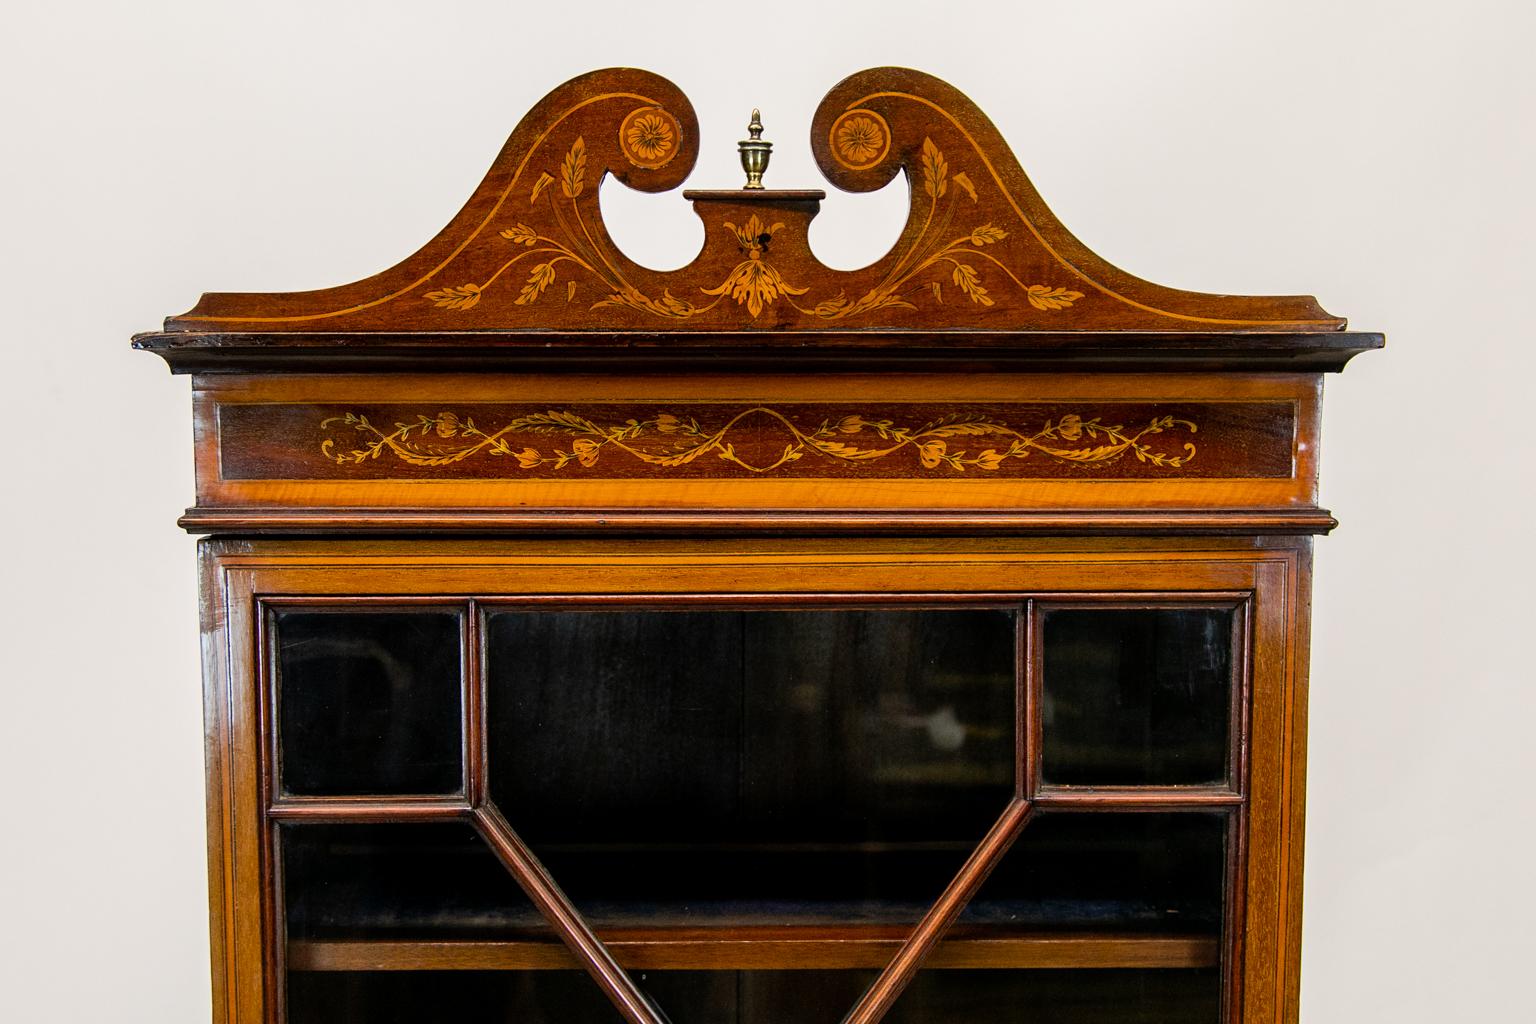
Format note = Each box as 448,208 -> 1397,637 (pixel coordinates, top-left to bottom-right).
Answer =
2,1 -> 1531,1020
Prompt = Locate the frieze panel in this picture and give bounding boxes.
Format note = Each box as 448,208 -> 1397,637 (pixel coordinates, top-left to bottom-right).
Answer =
217,401 -> 1296,482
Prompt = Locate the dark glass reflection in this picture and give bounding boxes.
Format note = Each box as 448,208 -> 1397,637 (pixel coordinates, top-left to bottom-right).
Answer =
1041,608 -> 1235,786
275,609 -> 463,795
289,971 -> 628,1024
883,969 -> 1221,1024
959,813 -> 1227,934
485,607 -> 1017,922
283,823 -> 547,940
288,968 -> 1220,1024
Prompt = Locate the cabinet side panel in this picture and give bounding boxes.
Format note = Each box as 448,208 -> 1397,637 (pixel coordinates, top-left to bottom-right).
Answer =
1242,553 -> 1307,1024
219,563 -> 270,1024
197,542 -> 233,1024
1282,544 -> 1314,1022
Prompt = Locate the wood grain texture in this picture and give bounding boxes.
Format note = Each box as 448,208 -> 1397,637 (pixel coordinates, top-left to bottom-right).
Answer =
286,932 -> 1221,972
843,799 -> 1033,1024
149,63 -> 1371,1024
199,536 -> 1310,1022
472,805 -> 665,1024
133,329 -> 1383,375
222,400 -> 1283,481
177,507 -> 1340,535
196,543 -> 235,1024
218,566 -> 268,1024
1241,557 -> 1306,1024
151,68 -> 1343,338
1280,545 -> 1314,1023
186,371 -> 1325,533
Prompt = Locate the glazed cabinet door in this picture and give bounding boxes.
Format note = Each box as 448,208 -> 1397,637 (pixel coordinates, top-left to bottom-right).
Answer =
198,538 -> 1309,1024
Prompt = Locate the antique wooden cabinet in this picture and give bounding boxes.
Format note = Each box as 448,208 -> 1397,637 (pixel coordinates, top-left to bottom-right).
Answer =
137,68 -> 1379,1024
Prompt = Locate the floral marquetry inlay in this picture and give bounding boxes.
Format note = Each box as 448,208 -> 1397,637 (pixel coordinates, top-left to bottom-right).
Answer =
165,66 -> 1345,332
142,64 -> 1365,1024
618,105 -> 680,170
425,133 -> 1083,321
700,216 -> 807,318
812,137 -> 1083,318
320,407 -> 1198,475
425,136 -> 704,319
831,108 -> 890,170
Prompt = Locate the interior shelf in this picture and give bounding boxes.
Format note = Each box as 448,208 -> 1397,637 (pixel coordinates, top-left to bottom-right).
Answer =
288,926 -> 1219,972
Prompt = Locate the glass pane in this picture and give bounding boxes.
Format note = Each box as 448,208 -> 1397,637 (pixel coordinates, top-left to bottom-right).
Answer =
282,823 -> 548,941
646,971 -> 1211,1024
485,607 -> 1017,929
274,609 -> 463,795
289,968 -> 1219,1024
1040,607 -> 1234,786
959,813 -> 1227,935
880,814 -> 1227,1024
288,972 -> 627,1024
283,824 -> 646,1023
289,970 -> 867,1024
883,969 -> 1221,1024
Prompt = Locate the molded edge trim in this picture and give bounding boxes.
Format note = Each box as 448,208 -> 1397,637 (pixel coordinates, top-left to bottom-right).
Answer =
176,507 -> 1340,536
133,330 -> 1384,375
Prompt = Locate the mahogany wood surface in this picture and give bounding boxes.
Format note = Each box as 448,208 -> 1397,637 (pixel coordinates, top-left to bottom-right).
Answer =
134,329 -> 1382,375
145,66 -> 1375,1024
152,68 -> 1345,337
286,932 -> 1222,972
841,799 -> 1034,1024
185,371 -> 1326,534
472,804 -> 660,1024
193,536 -> 1311,1024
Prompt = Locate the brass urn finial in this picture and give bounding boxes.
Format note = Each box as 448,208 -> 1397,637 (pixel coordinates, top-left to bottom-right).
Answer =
738,108 -> 771,189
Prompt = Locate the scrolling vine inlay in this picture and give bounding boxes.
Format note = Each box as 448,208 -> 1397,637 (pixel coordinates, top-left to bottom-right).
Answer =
320,408 -> 1198,475
424,136 -> 705,319
423,134 -> 1083,321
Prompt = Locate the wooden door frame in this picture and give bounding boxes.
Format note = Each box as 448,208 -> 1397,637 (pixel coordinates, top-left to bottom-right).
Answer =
197,535 -> 1311,1024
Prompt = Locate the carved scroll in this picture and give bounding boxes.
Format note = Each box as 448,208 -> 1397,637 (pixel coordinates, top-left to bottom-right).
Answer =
166,67 -> 1341,333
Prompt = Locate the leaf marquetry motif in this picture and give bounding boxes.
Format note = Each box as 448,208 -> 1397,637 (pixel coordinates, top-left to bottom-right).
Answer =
165,67 -> 1344,334
320,408 -> 1199,475
415,130 -> 1085,322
